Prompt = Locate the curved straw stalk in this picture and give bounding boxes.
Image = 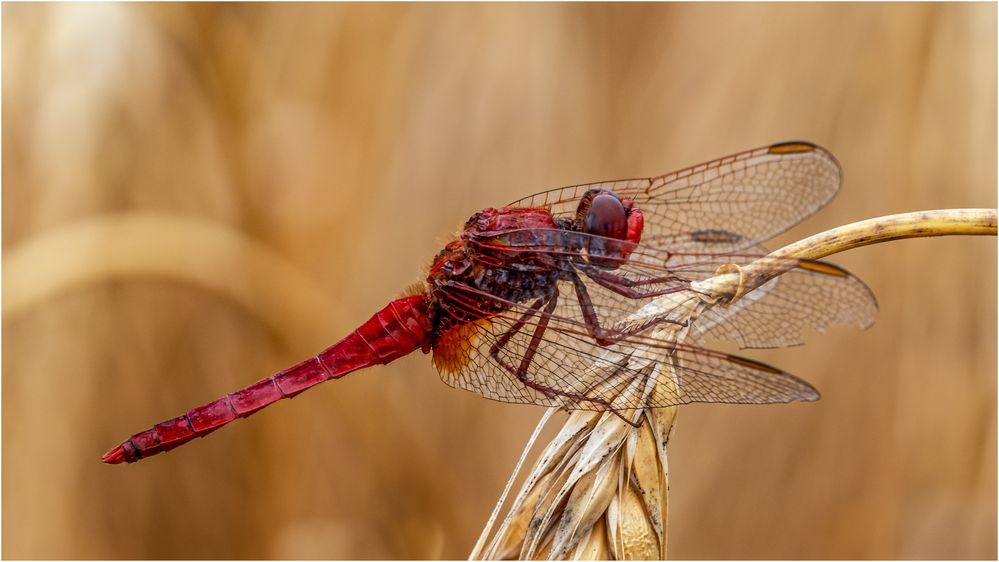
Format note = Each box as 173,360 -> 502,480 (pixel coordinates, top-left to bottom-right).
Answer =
2,212 -> 337,348
699,209 -> 997,305
472,208 -> 996,560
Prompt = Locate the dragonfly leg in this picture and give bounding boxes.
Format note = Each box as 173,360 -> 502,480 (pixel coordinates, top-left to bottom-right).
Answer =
489,293 -> 617,411
581,265 -> 689,289
570,272 -> 685,346
578,265 -> 694,300
610,409 -> 643,428
488,298 -> 546,357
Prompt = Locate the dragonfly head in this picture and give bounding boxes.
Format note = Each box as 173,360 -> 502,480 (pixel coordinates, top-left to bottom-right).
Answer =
576,189 -> 644,269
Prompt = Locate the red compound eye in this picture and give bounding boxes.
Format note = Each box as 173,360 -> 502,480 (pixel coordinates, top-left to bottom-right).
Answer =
584,192 -> 628,240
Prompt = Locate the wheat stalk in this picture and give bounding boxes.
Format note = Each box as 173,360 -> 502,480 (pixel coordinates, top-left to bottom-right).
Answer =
1,212 -> 336,349
471,208 -> 996,560
699,209 -> 998,305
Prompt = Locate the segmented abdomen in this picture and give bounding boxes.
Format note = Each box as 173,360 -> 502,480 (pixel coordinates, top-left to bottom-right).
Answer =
103,294 -> 431,464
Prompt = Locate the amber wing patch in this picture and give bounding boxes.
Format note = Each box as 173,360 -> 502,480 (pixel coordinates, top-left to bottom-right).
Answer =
796,259 -> 849,277
432,318 -> 490,374
768,141 -> 817,154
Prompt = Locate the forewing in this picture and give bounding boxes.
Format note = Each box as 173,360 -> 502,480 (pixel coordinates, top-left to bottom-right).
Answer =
508,141 -> 841,253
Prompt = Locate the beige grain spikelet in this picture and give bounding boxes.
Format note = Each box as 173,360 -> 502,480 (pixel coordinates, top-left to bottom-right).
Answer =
473,404 -> 677,560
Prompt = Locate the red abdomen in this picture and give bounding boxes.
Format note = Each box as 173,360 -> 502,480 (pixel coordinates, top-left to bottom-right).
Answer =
103,294 -> 432,464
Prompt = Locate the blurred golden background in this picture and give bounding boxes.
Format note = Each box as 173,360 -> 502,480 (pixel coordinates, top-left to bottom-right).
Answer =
3,3 -> 996,559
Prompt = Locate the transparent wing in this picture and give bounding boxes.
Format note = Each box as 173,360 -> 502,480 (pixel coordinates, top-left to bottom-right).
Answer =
508,141 -> 841,254
468,228 -> 877,349
430,229 -> 875,410
431,282 -> 820,411
689,259 -> 878,349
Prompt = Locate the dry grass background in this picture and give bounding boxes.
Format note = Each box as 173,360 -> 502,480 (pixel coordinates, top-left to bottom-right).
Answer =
3,3 -> 996,559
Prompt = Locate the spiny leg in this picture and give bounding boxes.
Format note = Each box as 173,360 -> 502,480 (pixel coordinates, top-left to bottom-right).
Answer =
570,272 -> 685,346
580,265 -> 688,291
575,264 -> 698,300
488,298 -> 545,358
578,358 -> 646,429
488,291 -> 617,412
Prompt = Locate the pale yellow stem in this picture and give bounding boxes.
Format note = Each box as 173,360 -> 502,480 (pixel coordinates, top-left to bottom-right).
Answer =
713,209 -> 996,303
769,208 -> 996,260
2,212 -> 337,349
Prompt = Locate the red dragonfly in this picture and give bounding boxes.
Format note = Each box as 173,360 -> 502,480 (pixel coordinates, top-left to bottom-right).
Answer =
103,141 -> 877,464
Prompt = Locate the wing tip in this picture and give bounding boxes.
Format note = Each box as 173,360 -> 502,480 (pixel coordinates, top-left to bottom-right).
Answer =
801,387 -> 821,402
768,140 -> 841,179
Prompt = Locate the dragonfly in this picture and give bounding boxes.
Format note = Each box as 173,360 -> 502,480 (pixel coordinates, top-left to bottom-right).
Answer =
103,141 -> 877,464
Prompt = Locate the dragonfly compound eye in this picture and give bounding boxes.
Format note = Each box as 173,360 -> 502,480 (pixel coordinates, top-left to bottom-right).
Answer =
581,191 -> 639,269
583,192 -> 628,240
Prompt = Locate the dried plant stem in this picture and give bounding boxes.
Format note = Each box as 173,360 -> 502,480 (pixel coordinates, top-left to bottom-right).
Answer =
2,212 -> 336,349
769,208 -> 996,260
704,209 -> 997,304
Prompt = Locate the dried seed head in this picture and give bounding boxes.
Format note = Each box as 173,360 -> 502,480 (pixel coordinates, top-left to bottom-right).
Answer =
472,406 -> 676,560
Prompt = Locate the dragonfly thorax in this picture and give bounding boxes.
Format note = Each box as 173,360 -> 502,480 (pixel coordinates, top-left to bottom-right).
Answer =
426,208 -> 563,340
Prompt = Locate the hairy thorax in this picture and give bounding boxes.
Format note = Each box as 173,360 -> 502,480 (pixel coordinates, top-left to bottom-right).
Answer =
426,207 -> 566,340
